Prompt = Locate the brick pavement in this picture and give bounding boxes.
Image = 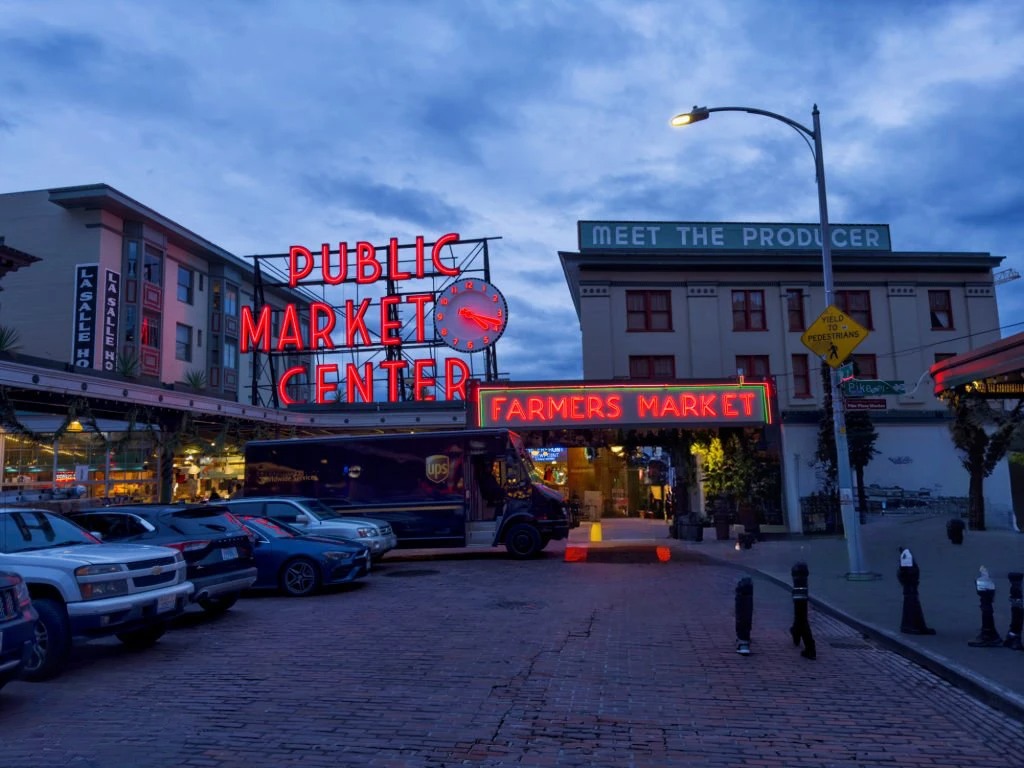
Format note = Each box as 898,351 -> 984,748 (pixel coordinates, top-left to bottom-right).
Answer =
1,546 -> 1023,767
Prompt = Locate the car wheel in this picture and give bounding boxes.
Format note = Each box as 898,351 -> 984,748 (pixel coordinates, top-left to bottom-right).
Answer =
198,594 -> 239,615
504,523 -> 541,559
22,598 -> 72,682
116,623 -> 166,650
280,557 -> 321,597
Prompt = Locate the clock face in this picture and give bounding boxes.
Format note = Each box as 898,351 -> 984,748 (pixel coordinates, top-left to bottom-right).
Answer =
433,279 -> 508,352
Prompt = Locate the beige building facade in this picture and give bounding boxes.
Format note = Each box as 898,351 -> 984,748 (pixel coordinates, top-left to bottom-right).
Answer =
560,220 -> 1016,530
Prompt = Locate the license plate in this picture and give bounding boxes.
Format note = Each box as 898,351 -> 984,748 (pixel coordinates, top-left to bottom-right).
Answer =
157,594 -> 176,614
221,547 -> 238,561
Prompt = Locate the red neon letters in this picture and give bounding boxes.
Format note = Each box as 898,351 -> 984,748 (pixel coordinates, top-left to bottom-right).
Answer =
288,233 -> 461,288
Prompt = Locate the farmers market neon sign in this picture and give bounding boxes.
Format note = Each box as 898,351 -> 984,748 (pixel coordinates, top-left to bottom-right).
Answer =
475,382 -> 773,428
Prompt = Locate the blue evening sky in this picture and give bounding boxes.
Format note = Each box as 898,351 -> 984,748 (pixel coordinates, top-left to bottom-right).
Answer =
1,0 -> 1022,381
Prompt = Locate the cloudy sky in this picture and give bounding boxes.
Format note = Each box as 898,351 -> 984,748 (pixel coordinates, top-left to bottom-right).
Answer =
2,0 -> 1023,382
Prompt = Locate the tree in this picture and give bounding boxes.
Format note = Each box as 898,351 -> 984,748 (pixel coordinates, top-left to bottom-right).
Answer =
815,361 -> 880,522
945,391 -> 1024,530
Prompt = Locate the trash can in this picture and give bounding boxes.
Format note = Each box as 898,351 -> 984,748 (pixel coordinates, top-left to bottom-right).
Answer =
675,517 -> 704,542
946,517 -> 966,545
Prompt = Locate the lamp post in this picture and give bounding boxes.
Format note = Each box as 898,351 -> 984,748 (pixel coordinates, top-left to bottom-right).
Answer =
671,104 -> 869,579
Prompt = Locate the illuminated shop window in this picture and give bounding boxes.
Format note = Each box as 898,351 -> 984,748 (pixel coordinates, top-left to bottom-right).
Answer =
141,313 -> 160,349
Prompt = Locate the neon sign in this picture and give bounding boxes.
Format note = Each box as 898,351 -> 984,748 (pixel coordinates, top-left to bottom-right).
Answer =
242,233 -> 506,406
475,382 -> 773,428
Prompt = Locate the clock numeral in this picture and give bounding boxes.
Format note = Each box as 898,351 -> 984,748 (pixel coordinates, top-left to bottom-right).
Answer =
467,341 -> 474,350
440,297 -> 449,306
452,337 -> 459,346
497,309 -> 503,317
466,281 -> 474,290
435,312 -> 444,321
483,336 -> 490,345
492,295 -> 499,302
440,328 -> 448,337
450,285 -> 459,294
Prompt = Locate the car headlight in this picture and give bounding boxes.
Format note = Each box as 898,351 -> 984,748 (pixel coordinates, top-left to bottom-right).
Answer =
78,579 -> 130,600
355,527 -> 378,538
15,580 -> 30,608
75,564 -> 123,577
322,551 -> 353,562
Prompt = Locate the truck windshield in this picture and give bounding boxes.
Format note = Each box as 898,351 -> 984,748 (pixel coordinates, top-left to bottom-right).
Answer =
507,432 -> 537,489
301,498 -> 345,520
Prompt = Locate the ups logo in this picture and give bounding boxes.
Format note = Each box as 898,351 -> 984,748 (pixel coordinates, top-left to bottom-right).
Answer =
425,454 -> 450,484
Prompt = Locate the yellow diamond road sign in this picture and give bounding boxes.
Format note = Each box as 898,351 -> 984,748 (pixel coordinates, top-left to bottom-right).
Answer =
801,305 -> 870,368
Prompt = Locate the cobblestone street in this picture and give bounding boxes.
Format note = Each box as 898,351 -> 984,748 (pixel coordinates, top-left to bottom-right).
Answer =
2,549 -> 1022,768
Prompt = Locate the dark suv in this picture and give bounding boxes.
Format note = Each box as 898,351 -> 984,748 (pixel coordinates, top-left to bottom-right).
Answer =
0,570 -> 37,691
69,505 -> 257,615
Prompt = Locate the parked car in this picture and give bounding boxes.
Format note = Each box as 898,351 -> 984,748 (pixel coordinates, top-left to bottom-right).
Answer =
0,508 -> 192,680
233,515 -> 371,596
220,497 -> 398,561
69,504 -> 257,615
0,570 -> 37,692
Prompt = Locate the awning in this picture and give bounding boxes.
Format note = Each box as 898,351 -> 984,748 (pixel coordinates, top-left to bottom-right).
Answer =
930,331 -> 1024,397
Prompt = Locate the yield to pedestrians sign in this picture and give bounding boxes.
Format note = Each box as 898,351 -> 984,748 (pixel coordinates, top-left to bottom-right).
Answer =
801,305 -> 869,368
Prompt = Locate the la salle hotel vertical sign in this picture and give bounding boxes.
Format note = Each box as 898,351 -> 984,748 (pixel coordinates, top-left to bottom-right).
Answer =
71,264 -> 99,369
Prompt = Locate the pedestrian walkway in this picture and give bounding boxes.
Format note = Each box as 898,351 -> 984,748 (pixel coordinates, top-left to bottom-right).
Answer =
567,513 -> 1024,720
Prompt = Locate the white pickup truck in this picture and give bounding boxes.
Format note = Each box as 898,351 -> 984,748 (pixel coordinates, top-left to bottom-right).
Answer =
0,508 -> 193,680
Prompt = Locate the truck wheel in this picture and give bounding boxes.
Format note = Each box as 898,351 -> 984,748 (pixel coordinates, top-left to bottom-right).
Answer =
280,557 -> 320,597
116,623 -> 167,649
505,523 -> 542,559
198,594 -> 239,615
22,598 -> 72,681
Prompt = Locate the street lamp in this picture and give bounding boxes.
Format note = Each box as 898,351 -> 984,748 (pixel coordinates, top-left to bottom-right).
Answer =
671,104 -> 870,579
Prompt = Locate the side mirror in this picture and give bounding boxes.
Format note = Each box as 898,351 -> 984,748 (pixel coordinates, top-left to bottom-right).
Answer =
295,514 -> 309,525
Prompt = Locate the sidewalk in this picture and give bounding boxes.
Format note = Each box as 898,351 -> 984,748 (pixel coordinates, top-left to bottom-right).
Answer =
668,512 -> 1024,721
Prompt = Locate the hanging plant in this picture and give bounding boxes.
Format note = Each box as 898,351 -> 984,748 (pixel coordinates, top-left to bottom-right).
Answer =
0,325 -> 21,356
116,348 -> 140,379
184,369 -> 208,392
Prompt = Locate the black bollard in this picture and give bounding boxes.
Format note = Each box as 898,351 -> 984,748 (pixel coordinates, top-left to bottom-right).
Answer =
789,562 -> 816,660
735,576 -> 753,656
1003,572 -> 1023,651
968,566 -> 1003,647
897,548 -> 936,635
946,518 -> 965,545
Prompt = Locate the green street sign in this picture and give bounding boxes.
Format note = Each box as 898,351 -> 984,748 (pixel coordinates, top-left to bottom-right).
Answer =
837,362 -> 854,381
842,379 -> 906,397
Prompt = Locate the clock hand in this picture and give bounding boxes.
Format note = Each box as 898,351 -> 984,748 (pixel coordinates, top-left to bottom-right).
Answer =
458,307 -> 503,330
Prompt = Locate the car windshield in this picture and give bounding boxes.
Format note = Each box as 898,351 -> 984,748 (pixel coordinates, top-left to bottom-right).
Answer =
164,508 -> 243,535
241,516 -> 298,539
301,498 -> 344,520
0,510 -> 100,553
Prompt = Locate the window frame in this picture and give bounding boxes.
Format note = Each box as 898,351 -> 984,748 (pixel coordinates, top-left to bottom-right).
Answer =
732,290 -> 767,332
785,288 -> 805,332
625,290 -> 673,332
791,354 -> 812,398
735,354 -> 770,378
928,289 -> 954,331
177,266 -> 194,305
835,290 -> 873,330
628,355 -> 676,380
175,323 -> 193,362
852,354 -> 878,379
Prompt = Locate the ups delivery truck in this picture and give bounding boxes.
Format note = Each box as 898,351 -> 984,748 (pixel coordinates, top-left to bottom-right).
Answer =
242,429 -> 571,558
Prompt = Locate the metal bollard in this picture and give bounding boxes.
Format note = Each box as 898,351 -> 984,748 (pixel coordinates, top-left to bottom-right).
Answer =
946,518 -> 965,545
789,562 -> 816,659
968,566 -> 1003,648
735,576 -> 753,656
897,548 -> 936,635
1003,572 -> 1023,651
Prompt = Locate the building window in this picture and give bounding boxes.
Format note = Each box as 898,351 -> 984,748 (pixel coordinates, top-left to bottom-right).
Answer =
124,306 -> 137,342
934,352 -> 956,364
225,285 -> 239,317
835,290 -> 872,329
175,324 -> 192,362
223,340 -> 238,370
853,354 -> 877,379
792,354 -> 812,398
177,266 -> 194,304
212,281 -> 222,311
732,290 -> 766,331
626,290 -> 672,332
141,312 -> 160,349
629,355 -> 675,380
125,240 -> 139,278
785,289 -> 805,332
143,245 -> 163,286
735,355 -> 770,378
929,290 -> 954,330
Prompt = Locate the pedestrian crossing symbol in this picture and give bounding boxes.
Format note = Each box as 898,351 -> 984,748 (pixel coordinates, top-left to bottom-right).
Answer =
801,305 -> 870,368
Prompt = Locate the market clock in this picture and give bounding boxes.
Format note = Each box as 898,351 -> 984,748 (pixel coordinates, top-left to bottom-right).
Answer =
433,278 -> 508,352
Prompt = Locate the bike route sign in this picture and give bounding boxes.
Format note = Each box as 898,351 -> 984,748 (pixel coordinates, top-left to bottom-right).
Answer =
800,305 -> 869,368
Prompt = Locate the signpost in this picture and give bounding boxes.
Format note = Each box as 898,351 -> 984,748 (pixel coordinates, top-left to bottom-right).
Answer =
800,305 -> 869,368
842,379 -> 906,397
845,398 -> 887,412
